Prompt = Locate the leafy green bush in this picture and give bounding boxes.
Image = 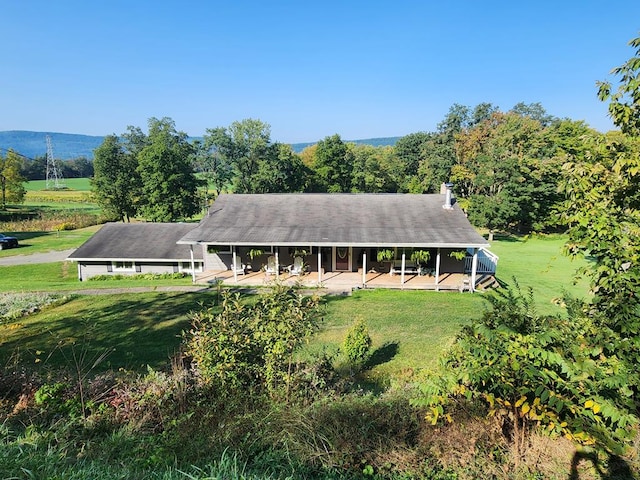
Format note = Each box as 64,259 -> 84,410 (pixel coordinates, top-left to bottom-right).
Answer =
88,272 -> 188,281
343,318 -> 372,365
415,284 -> 638,462
184,285 -> 322,396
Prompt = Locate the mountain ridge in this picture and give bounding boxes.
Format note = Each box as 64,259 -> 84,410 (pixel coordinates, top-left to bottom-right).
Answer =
0,130 -> 400,160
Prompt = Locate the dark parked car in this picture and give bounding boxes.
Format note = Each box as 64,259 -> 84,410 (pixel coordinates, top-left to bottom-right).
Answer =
0,234 -> 19,249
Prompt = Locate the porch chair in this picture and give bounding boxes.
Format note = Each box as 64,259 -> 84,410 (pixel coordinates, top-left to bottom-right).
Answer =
231,255 -> 246,275
287,256 -> 305,276
264,255 -> 277,276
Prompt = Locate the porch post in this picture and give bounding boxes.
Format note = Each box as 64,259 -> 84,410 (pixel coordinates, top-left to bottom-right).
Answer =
275,249 -> 280,279
190,245 -> 196,283
317,249 -> 322,284
232,245 -> 238,283
471,248 -> 479,292
435,248 -> 441,291
401,250 -> 406,288
362,250 -> 367,287
77,263 -> 82,281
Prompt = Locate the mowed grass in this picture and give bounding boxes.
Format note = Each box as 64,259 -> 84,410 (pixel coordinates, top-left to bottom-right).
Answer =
0,226 -> 101,258
490,234 -> 591,314
0,233 -> 591,379
25,178 -> 91,191
309,289 -> 486,382
0,262 -> 197,292
0,292 -> 217,371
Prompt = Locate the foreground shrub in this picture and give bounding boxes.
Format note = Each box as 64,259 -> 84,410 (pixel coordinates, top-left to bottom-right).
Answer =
89,272 -> 189,281
184,285 -> 322,396
415,284 -> 638,470
342,318 -> 372,368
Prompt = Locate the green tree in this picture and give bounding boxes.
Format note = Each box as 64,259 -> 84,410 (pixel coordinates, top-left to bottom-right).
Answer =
350,144 -> 401,192
253,143 -> 310,193
197,134 -> 234,198
92,135 -> 140,222
0,149 -> 26,208
313,134 -> 353,192
136,117 -> 203,222
203,118 -> 272,193
415,286 -> 637,459
562,33 -> 640,347
598,34 -> 640,136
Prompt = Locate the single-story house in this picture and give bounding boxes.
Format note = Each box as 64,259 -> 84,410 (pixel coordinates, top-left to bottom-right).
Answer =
67,222 -> 204,281
177,186 -> 497,291
67,186 -> 498,291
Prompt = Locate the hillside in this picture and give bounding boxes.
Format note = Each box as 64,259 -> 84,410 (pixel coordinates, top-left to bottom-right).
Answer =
0,131 -> 104,160
0,130 -> 401,160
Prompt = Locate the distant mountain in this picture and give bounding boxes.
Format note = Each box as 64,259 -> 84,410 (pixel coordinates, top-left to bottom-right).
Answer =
0,131 -> 104,160
0,130 -> 401,160
290,137 -> 400,153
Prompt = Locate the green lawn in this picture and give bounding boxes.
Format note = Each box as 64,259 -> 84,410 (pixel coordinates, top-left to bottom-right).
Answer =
0,233 -> 593,380
0,226 -> 101,258
310,289 -> 485,382
490,234 -> 590,314
0,262 -> 198,292
0,292 -> 217,371
25,178 -> 91,191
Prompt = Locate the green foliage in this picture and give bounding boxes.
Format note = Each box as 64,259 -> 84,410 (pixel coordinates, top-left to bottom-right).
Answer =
88,272 -> 188,281
92,134 -> 140,222
0,149 -> 26,207
342,318 -> 372,364
136,118 -> 204,222
415,285 -> 638,457
598,33 -> 640,136
410,249 -> 430,265
376,248 -> 394,262
312,134 -> 353,192
184,285 -> 322,395
448,250 -> 466,261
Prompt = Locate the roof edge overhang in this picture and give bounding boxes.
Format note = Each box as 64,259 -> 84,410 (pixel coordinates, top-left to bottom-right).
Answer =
67,257 -> 204,262
176,241 -> 490,249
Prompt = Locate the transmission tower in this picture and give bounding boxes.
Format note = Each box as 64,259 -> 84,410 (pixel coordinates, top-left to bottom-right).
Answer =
45,135 -> 64,189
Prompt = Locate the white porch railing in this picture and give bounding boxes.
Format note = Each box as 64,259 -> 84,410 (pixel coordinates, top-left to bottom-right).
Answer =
464,248 -> 498,274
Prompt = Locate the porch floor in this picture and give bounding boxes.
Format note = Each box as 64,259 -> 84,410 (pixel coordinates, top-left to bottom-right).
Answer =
195,268 -> 474,293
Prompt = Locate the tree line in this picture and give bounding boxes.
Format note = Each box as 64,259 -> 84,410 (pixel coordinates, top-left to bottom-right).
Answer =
2,99 -> 633,235
88,101 -> 630,232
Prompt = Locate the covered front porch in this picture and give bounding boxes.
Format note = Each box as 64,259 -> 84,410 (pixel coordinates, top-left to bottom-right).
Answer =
194,267 -> 492,293
187,244 -> 498,293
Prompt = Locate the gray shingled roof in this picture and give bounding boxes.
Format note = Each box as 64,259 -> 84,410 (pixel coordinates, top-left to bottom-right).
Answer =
178,194 -> 489,248
68,223 -> 203,261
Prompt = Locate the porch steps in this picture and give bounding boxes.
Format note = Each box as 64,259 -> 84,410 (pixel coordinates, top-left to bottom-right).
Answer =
475,274 -> 500,291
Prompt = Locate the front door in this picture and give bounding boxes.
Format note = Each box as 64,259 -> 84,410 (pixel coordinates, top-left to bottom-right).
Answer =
334,246 -> 351,271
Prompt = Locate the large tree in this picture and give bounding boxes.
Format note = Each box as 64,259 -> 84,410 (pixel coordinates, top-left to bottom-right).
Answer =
0,149 -> 26,208
136,117 -> 203,222
312,134 -> 353,192
203,119 -> 272,193
92,135 -> 140,222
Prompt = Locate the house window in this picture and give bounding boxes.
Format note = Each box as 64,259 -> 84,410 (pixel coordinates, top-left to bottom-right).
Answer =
113,261 -> 135,272
207,245 -> 232,254
179,262 -> 203,273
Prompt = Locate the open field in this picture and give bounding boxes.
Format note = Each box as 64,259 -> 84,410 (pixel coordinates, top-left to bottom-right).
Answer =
25,178 -> 91,191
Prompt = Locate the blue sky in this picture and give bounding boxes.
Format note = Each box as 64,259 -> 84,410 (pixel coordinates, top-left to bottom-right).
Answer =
1,1 -> 639,143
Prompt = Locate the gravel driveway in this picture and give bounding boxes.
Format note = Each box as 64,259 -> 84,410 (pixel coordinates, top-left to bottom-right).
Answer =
0,249 -> 76,266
